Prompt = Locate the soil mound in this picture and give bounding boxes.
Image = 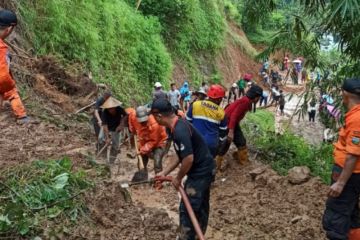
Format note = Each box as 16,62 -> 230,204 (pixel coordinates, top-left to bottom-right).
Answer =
72,181 -> 177,240
211,160 -> 327,239
20,56 -> 97,113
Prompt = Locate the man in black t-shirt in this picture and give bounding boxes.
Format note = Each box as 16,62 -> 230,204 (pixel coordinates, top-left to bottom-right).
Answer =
151,98 -> 214,240
98,97 -> 127,164
91,92 -> 112,142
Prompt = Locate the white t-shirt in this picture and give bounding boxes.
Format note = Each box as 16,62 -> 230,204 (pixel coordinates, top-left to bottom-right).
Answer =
168,89 -> 180,107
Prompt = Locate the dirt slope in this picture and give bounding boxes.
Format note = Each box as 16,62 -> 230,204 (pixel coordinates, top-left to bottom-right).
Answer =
172,22 -> 261,88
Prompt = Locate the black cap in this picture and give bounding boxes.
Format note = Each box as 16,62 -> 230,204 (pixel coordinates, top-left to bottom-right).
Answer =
246,85 -> 263,99
151,98 -> 174,114
0,10 -> 17,27
343,78 -> 360,95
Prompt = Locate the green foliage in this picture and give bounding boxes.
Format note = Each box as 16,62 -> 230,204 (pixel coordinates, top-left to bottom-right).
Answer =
223,0 -> 241,21
137,0 -> 226,84
243,110 -> 333,183
17,0 -> 172,104
0,158 -> 92,237
228,28 -> 258,58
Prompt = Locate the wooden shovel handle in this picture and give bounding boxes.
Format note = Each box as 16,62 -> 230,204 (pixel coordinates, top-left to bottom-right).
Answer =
155,176 -> 206,240
134,135 -> 145,170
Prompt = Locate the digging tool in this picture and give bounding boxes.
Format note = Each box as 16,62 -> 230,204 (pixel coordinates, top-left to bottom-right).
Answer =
96,142 -> 110,159
155,176 -> 206,240
131,135 -> 148,182
120,178 -> 154,188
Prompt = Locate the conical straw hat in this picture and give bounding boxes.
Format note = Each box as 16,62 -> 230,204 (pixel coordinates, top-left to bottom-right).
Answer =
100,97 -> 123,109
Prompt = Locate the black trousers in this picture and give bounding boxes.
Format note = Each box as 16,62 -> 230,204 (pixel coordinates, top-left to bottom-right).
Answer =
179,175 -> 212,240
309,110 -> 316,122
323,165 -> 360,240
218,124 -> 246,156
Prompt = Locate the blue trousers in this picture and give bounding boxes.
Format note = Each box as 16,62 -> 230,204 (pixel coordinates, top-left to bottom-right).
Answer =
178,175 -> 212,240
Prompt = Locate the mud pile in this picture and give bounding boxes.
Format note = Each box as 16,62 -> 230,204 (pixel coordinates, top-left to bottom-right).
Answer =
72,182 -> 177,240
0,113 -> 90,168
210,160 -> 327,240
15,56 -> 98,113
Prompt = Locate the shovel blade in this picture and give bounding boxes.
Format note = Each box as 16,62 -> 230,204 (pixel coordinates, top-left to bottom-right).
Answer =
120,182 -> 129,188
131,170 -> 148,183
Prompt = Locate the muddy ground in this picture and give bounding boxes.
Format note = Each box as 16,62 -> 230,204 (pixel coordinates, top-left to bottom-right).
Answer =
0,46 -> 330,239
0,103 -> 328,240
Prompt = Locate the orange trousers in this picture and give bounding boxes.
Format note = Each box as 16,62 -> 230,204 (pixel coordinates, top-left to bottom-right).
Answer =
1,87 -> 27,118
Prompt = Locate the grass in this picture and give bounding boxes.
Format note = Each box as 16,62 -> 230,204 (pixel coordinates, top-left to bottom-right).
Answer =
17,0 -> 172,105
228,28 -> 258,59
0,158 -> 92,237
242,110 -> 333,183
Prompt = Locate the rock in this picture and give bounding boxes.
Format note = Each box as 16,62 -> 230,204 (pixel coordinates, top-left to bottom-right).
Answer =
249,167 -> 267,180
288,166 -> 311,185
291,216 -> 303,224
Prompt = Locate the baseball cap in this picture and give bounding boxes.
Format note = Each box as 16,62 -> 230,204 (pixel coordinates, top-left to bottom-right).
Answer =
246,85 -> 263,99
0,10 -> 17,27
150,98 -> 173,114
342,78 -> 360,96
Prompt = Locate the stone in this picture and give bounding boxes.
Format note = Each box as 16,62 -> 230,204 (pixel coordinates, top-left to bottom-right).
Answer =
288,166 -> 311,185
249,167 -> 267,180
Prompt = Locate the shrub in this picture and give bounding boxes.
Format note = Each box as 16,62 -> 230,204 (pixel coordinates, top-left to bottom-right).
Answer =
17,0 -> 172,104
243,110 -> 333,183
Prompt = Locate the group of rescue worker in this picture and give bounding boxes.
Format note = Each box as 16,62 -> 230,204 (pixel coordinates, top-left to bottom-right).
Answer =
91,77 -> 360,240
1,8 -> 360,240
92,79 -> 264,239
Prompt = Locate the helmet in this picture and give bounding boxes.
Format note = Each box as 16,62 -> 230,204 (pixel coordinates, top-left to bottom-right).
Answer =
136,106 -> 149,123
207,85 -> 225,99
232,83 -> 237,88
154,82 -> 162,88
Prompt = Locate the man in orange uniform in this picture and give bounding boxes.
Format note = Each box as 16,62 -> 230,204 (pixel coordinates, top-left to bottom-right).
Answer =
0,9 -> 28,123
128,106 -> 167,173
323,78 -> 360,240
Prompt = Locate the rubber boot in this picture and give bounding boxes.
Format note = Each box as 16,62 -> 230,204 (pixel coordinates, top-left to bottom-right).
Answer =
238,146 -> 249,165
349,228 -> 360,240
215,155 -> 224,171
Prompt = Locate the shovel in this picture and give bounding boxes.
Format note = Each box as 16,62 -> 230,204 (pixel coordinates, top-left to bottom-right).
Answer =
131,135 -> 148,182
154,176 -> 206,240
120,178 -> 154,188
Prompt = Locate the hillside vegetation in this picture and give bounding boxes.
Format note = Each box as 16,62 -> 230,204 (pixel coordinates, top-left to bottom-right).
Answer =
12,0 -> 255,104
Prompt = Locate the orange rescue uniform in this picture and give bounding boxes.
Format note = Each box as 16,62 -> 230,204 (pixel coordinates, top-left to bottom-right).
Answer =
128,112 -> 167,155
0,39 -> 26,118
333,104 -> 360,172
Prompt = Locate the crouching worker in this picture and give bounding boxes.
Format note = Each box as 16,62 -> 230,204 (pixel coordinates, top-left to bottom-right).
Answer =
216,85 -> 263,168
152,98 -> 215,240
323,78 -> 360,240
129,106 -> 167,174
0,9 -> 29,124
99,97 -> 127,164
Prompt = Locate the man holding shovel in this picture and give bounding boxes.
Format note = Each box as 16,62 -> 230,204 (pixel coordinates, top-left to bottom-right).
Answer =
98,97 -> 127,164
151,98 -> 215,240
128,106 -> 167,175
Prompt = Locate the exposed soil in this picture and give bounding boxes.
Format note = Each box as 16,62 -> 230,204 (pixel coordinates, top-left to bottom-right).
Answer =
72,181 -> 177,240
216,23 -> 262,88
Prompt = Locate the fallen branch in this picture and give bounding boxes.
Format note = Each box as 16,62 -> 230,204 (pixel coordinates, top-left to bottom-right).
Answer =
74,101 -> 96,114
